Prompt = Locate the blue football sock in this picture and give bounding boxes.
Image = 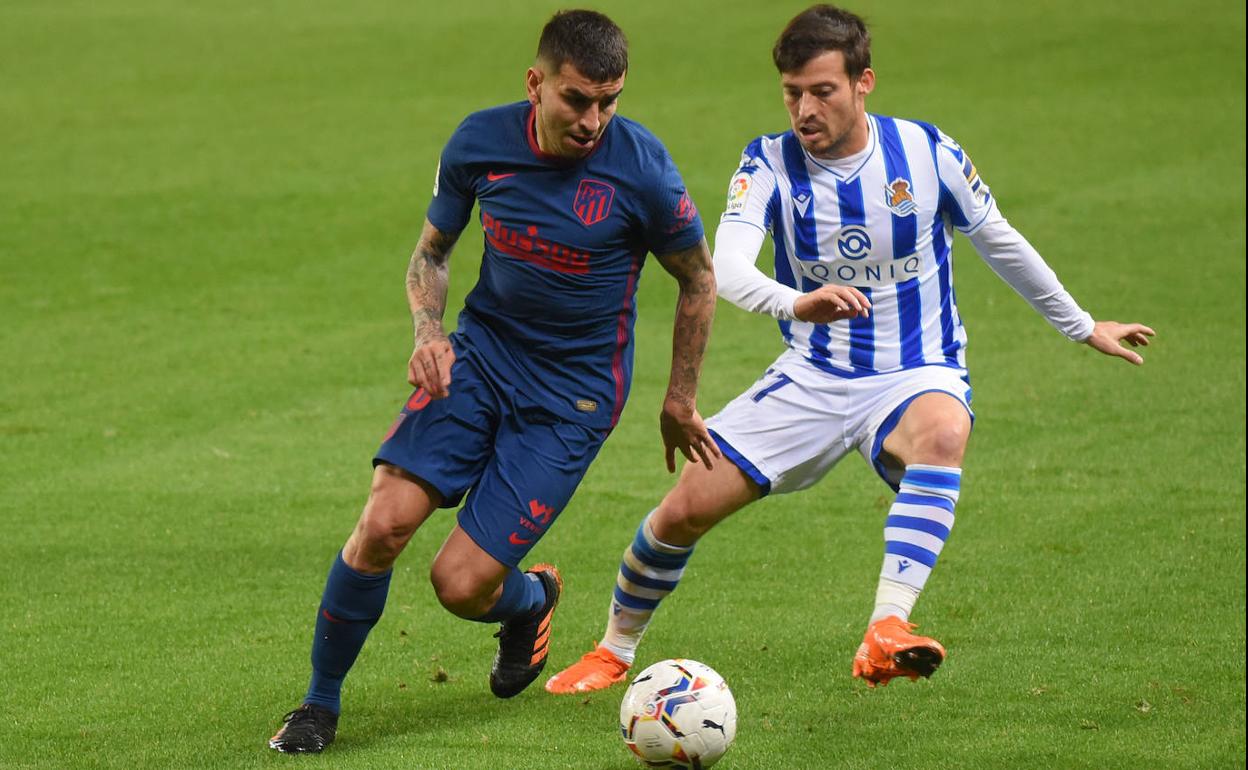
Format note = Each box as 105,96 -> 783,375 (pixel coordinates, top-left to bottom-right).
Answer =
471,568 -> 546,623
303,552 -> 392,714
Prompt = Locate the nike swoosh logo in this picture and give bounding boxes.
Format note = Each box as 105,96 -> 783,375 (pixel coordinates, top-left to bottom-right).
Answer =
508,533 -> 533,545
486,171 -> 516,182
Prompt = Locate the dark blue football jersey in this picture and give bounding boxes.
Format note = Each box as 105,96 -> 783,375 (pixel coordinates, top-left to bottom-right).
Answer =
426,101 -> 703,429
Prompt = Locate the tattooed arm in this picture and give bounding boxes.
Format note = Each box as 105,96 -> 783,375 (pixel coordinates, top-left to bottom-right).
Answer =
405,218 -> 460,399
654,237 -> 721,473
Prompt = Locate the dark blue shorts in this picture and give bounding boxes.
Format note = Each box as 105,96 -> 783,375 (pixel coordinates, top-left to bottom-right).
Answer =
374,354 -> 606,567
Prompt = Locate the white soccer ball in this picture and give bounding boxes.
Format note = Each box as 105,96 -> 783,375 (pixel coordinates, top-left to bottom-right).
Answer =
619,658 -> 737,769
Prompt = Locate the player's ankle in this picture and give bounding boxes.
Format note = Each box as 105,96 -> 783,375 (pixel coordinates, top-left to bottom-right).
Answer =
599,640 -> 637,665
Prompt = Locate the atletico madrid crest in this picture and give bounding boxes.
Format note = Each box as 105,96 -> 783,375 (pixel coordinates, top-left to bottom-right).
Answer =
573,179 -> 615,226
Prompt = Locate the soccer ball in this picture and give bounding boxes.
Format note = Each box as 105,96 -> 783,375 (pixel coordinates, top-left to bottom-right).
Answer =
619,659 -> 737,769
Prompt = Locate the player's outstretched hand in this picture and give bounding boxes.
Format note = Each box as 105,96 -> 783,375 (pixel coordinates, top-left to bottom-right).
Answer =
1083,321 -> 1155,366
793,284 -> 872,323
408,337 -> 455,398
660,399 -> 721,474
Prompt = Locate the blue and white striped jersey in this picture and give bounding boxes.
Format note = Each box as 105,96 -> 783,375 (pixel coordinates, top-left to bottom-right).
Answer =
721,114 -> 995,377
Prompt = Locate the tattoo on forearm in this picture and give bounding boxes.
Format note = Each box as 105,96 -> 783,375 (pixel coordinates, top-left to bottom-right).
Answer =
658,241 -> 717,407
406,223 -> 459,344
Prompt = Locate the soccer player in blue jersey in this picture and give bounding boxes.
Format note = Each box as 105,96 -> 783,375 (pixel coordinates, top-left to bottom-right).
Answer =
547,4 -> 1154,694
268,10 -> 719,753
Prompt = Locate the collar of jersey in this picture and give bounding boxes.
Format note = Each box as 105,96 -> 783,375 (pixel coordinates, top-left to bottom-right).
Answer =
802,113 -> 878,181
525,104 -> 606,166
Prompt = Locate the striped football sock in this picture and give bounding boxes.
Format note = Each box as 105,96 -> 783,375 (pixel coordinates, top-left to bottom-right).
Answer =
600,511 -> 694,664
871,464 -> 961,623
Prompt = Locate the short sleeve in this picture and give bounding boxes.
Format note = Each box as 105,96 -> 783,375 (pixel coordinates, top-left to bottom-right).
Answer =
933,129 -> 995,235
720,139 -> 779,234
425,121 -> 476,234
642,149 -> 705,255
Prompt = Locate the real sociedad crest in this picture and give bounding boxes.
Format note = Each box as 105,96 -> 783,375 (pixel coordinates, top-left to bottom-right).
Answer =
885,178 -> 918,216
573,179 -> 615,226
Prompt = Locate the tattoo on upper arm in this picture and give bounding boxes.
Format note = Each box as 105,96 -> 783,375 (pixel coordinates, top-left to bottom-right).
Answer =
657,240 -> 715,288
407,224 -> 458,289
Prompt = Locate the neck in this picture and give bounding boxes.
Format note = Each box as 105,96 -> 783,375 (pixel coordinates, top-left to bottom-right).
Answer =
537,134 -> 555,155
527,105 -> 566,161
532,108 -> 555,155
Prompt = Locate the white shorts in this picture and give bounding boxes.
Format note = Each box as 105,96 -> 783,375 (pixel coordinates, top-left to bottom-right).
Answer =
705,349 -> 974,495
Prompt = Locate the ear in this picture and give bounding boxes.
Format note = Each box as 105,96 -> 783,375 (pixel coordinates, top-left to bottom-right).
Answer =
856,67 -> 876,96
525,66 -> 544,106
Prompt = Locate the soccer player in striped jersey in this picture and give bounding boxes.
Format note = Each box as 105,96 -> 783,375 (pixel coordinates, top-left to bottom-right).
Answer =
269,11 -> 719,753
546,4 -> 1153,693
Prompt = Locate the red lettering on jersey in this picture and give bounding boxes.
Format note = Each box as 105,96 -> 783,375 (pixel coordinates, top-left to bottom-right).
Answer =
481,210 -> 592,274
573,179 -> 615,226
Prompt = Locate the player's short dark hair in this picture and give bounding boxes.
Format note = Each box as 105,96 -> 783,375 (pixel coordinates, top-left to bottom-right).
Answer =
773,4 -> 871,78
536,10 -> 629,82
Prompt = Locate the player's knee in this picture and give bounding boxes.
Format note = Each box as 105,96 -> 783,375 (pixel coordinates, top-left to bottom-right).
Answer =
429,568 -> 491,618
352,507 -> 417,569
351,472 -> 426,565
654,490 -> 716,544
910,422 -> 969,466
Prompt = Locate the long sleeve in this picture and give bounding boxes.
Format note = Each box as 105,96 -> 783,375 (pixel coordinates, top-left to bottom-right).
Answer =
713,219 -> 803,321
967,206 -> 1095,341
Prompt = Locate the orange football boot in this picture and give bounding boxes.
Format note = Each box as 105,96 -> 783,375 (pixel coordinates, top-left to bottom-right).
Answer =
544,645 -> 631,694
852,615 -> 946,688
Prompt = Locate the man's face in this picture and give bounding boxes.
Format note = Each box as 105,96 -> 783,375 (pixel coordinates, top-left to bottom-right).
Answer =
527,61 -> 625,158
781,50 -> 874,158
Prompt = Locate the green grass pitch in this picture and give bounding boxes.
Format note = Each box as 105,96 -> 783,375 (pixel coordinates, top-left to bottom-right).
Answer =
1,1 -> 1243,768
